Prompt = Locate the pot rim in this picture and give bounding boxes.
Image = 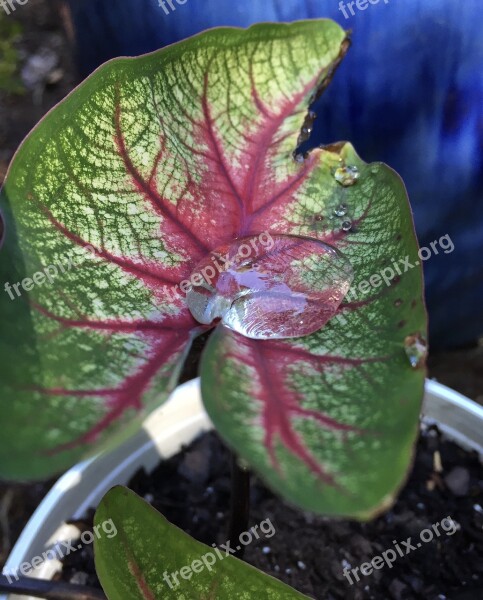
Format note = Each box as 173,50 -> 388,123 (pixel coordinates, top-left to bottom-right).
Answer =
1,378 -> 482,599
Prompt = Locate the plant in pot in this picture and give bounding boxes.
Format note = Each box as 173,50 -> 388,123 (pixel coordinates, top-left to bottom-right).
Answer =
0,18 -> 434,599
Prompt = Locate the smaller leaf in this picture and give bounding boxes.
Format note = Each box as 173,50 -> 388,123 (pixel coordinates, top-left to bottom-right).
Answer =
94,486 -> 310,600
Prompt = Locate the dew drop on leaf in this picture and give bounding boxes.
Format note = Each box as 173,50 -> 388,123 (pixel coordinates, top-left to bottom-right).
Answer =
333,203 -> 347,217
186,234 -> 354,340
334,165 -> 359,186
293,151 -> 308,164
404,333 -> 428,368
341,220 -> 352,232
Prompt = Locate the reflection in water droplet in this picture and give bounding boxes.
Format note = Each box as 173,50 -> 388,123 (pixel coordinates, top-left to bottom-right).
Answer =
186,234 -> 354,340
404,333 -> 428,368
333,204 -> 347,217
334,165 -> 359,187
341,220 -> 352,232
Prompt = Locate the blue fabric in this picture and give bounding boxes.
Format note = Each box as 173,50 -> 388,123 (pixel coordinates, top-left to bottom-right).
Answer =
67,0 -> 483,348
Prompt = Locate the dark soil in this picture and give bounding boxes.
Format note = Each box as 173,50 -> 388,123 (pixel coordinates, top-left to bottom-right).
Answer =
59,425 -> 483,600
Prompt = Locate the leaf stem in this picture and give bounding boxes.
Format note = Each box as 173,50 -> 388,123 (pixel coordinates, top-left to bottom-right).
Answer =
0,575 -> 106,600
227,452 -> 251,559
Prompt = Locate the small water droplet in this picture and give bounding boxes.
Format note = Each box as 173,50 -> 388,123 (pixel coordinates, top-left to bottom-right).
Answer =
293,151 -> 308,164
334,165 -> 359,187
262,546 -> 271,554
298,111 -> 317,143
404,333 -> 428,368
341,220 -> 352,232
333,203 -> 347,217
394,299 -> 403,307
370,165 -> 378,175
186,234 -> 354,340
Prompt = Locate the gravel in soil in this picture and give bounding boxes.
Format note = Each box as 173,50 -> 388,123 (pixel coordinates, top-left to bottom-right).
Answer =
59,425 -> 483,600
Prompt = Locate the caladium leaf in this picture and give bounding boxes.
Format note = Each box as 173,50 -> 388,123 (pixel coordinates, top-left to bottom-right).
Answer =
94,486 -> 310,600
0,17 -> 427,518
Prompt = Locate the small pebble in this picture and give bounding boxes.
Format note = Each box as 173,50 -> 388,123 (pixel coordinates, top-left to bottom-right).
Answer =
444,466 -> 470,496
69,572 -> 89,586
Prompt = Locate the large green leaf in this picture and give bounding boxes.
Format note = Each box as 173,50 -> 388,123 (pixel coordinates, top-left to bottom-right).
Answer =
0,20 -> 351,480
94,486 -> 310,599
0,17 -> 426,518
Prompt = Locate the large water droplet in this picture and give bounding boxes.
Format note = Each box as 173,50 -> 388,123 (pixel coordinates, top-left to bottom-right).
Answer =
404,333 -> 428,368
334,165 -> 359,187
186,234 -> 354,340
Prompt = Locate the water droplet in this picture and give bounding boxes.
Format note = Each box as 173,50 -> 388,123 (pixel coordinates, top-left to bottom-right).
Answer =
334,165 -> 359,187
293,151 -> 308,164
404,333 -> 428,368
333,203 -> 347,217
297,111 -> 317,144
341,220 -> 352,232
394,299 -> 403,307
370,165 -> 378,175
186,234 -> 354,340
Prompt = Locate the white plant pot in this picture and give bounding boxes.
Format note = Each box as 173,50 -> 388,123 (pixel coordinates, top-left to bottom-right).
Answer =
2,379 -> 482,600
